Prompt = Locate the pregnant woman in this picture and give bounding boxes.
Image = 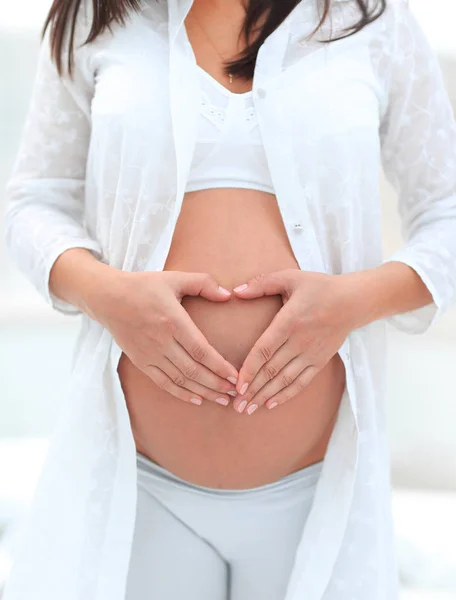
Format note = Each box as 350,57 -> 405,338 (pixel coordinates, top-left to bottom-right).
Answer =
4,0 -> 456,598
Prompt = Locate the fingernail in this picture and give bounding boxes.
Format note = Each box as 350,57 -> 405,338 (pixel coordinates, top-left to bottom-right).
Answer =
239,382 -> 249,396
219,286 -> 231,295
215,397 -> 229,406
227,390 -> 238,397
227,376 -> 238,384
237,400 -> 248,413
246,403 -> 258,415
233,283 -> 248,292
190,397 -> 202,405
268,401 -> 278,409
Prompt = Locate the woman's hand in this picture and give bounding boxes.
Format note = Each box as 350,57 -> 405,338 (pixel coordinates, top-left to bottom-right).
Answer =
88,269 -> 239,407
230,269 -> 359,414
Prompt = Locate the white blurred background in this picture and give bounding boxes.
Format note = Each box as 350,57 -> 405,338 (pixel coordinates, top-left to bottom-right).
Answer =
0,1 -> 455,598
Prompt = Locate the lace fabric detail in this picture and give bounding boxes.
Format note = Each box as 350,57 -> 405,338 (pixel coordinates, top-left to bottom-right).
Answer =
199,90 -> 226,128
199,90 -> 259,132
186,65 -> 270,191
245,106 -> 256,124
197,67 -> 258,133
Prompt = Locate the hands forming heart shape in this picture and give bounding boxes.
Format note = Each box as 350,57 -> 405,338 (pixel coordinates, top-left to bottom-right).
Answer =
102,266 -> 364,414
225,268 -> 360,415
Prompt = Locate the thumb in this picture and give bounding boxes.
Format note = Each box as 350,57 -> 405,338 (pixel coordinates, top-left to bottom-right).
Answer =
176,272 -> 232,302
232,271 -> 292,299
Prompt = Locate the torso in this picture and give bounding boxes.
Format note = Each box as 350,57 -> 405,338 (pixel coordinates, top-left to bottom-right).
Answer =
117,0 -> 346,490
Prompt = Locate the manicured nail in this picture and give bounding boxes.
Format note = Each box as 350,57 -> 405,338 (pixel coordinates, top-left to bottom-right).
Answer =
215,397 -> 229,406
237,400 -> 248,413
219,286 -> 231,295
239,382 -> 249,396
246,403 -> 258,415
227,376 -> 238,384
190,397 -> 202,405
227,390 -> 238,397
233,283 -> 248,292
268,401 -> 278,409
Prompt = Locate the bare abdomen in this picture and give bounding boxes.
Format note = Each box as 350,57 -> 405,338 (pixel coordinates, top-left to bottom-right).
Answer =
118,188 -> 346,489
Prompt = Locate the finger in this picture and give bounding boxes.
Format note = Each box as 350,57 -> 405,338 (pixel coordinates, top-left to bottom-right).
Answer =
232,270 -> 298,300
172,304 -> 239,384
142,363 -> 205,406
240,354 -> 307,414
166,339 -> 237,397
264,365 -> 320,410
235,311 -> 291,396
152,357 -> 233,407
174,272 -> 233,303
231,343 -> 299,413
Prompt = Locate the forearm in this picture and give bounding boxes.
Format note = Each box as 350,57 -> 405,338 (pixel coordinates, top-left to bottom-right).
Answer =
339,261 -> 434,330
49,248 -> 122,319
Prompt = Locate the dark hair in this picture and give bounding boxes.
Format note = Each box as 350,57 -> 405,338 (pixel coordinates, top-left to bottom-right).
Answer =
42,0 -> 386,78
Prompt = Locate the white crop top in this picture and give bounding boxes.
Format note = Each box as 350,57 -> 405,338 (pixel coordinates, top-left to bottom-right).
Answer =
185,65 -> 275,195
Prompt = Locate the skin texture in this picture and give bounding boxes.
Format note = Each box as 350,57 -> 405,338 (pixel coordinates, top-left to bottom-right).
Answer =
115,2 -> 344,489
47,0 -> 434,488
118,187 -> 347,489
115,0 -> 430,489
117,0 -> 429,489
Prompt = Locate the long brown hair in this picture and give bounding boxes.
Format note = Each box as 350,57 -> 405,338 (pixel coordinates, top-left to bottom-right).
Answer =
42,0 -> 386,78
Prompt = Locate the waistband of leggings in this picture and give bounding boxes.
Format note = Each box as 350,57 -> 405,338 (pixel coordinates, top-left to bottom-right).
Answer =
135,450 -> 323,498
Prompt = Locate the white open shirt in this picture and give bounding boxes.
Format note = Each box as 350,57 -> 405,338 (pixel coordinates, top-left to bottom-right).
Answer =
3,0 -> 456,598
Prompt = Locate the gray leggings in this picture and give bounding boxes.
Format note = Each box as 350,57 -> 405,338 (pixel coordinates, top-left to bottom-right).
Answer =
125,450 -> 323,600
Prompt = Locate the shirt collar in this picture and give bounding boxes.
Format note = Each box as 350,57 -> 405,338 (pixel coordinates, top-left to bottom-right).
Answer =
167,0 -> 194,42
166,0 -> 295,82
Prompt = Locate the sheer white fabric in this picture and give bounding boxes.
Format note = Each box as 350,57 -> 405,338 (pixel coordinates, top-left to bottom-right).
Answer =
3,0 -> 456,599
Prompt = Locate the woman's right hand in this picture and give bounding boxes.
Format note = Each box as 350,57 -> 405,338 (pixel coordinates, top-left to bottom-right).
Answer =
89,270 -> 239,406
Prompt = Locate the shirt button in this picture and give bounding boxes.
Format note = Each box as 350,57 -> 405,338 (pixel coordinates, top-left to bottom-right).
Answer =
256,88 -> 267,99
293,222 -> 303,230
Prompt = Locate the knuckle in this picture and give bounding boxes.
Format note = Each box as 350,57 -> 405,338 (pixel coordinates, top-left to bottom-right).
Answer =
255,344 -> 273,362
280,372 -> 295,388
171,372 -> 187,388
156,374 -> 171,391
264,363 -> 278,380
157,315 -> 176,335
190,344 -> 207,362
165,318 -> 178,336
182,363 -> 199,380
252,272 -> 266,284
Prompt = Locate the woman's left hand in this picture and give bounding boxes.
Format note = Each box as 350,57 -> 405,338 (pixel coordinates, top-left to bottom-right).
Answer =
230,269 -> 360,414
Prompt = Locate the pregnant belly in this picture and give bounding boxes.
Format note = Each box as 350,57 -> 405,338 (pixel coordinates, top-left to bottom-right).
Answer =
118,188 -> 346,489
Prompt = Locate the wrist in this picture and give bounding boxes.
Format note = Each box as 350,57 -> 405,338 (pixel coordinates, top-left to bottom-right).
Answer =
78,260 -> 126,321
333,262 -> 434,331
333,269 -> 384,331
49,248 -> 125,320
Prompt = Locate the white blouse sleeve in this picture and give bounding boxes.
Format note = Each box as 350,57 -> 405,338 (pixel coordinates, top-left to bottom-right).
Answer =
3,20 -> 102,316
380,0 -> 456,334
